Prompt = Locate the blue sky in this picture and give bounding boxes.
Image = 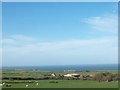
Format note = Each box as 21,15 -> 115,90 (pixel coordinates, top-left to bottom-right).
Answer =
2,2 -> 118,66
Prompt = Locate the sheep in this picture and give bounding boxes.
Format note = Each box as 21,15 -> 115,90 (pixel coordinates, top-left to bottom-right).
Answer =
35,81 -> 38,83
2,82 -> 5,85
0,84 -> 2,86
0,83 -> 6,86
28,81 -> 32,83
26,85 -> 28,87
36,83 -> 38,85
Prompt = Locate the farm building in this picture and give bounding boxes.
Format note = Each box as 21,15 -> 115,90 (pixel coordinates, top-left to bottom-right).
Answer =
64,73 -> 80,77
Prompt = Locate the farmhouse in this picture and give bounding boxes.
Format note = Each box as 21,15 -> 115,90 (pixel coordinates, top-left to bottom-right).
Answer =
64,73 -> 80,77
51,73 -> 56,77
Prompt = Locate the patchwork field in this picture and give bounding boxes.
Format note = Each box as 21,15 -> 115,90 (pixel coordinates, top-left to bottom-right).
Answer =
1,69 -> 119,88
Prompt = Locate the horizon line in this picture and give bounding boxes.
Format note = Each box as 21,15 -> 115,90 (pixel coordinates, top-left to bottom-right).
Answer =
2,63 -> 118,67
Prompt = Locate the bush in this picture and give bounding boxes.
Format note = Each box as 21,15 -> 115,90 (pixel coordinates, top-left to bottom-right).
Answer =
93,72 -> 114,82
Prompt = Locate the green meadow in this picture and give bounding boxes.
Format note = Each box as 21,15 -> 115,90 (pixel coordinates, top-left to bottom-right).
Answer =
2,80 -> 118,88
1,70 -> 119,88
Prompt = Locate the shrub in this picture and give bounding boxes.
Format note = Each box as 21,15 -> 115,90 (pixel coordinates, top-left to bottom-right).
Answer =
93,72 -> 114,82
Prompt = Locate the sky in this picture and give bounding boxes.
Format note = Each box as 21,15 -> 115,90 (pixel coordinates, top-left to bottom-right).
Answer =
2,2 -> 118,66
0,2 -> 2,68
2,0 -> 120,2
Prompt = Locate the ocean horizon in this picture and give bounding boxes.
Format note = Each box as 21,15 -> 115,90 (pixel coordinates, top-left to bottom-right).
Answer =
2,64 -> 118,71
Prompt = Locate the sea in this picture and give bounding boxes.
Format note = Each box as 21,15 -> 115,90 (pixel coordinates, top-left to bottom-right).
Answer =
2,64 -> 118,71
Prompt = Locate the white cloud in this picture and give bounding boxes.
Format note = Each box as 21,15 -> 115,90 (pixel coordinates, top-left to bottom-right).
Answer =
3,34 -> 37,47
3,34 -> 118,51
2,14 -> 118,66
2,34 -> 118,66
11,34 -> 36,42
84,14 -> 118,34
2,39 -> 16,45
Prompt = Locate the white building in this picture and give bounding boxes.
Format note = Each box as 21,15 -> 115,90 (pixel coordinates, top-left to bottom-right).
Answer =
51,73 -> 56,77
64,73 -> 80,77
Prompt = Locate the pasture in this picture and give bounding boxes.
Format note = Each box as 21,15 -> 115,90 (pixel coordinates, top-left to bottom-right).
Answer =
2,80 -> 118,88
1,69 -> 119,88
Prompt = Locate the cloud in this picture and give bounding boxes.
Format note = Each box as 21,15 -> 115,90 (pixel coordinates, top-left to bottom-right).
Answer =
2,14 -> 118,66
3,34 -> 37,47
84,14 -> 118,34
3,34 -> 118,50
2,34 -> 118,66
11,34 -> 36,42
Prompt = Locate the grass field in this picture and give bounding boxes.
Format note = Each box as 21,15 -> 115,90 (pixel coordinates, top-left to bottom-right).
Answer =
2,69 -> 118,78
2,69 -> 118,88
2,80 -> 118,88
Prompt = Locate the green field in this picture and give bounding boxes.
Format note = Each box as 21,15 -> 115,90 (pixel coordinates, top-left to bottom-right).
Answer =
2,69 -> 118,78
2,80 -> 118,88
2,69 -> 119,88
